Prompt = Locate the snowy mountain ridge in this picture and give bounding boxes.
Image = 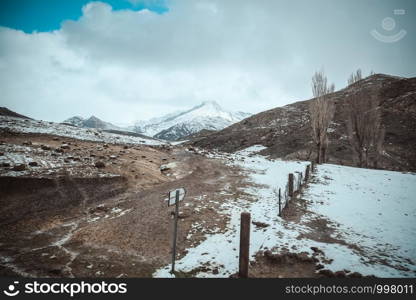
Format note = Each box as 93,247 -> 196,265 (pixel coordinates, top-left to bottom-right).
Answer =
133,101 -> 251,140
63,101 -> 251,141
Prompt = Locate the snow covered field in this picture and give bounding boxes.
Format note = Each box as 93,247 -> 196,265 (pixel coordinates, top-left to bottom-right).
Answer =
154,145 -> 416,278
0,116 -> 165,146
303,164 -> 416,277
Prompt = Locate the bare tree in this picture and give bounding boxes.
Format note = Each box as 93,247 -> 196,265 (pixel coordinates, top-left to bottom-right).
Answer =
348,69 -> 362,85
309,70 -> 335,164
346,69 -> 384,168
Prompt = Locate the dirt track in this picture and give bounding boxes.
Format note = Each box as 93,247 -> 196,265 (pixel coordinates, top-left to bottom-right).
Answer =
0,132 -> 245,277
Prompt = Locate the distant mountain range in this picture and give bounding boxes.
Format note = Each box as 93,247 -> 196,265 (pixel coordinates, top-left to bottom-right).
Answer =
64,101 -> 251,141
63,116 -> 122,131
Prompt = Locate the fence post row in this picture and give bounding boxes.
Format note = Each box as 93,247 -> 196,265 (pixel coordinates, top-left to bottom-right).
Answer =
239,212 -> 251,278
279,163 -> 314,217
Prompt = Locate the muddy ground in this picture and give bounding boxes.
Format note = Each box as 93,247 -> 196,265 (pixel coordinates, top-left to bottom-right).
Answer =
0,132 -> 248,277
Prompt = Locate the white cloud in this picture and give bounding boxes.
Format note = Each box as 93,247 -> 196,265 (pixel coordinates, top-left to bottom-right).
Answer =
0,0 -> 414,123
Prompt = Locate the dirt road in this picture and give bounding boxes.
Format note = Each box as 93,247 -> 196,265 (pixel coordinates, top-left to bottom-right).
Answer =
0,132 -> 245,277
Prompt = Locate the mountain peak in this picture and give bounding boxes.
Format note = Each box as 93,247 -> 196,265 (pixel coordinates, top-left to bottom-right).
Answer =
191,101 -> 223,113
134,101 -> 251,140
200,100 -> 221,107
87,115 -> 100,121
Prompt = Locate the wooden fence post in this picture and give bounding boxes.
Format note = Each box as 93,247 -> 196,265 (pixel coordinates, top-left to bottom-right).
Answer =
239,212 -> 251,278
278,188 -> 281,216
288,173 -> 294,198
310,161 -> 315,173
305,164 -> 310,182
171,190 -> 180,274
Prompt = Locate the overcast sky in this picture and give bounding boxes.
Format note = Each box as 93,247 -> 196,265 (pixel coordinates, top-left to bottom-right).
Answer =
0,0 -> 415,124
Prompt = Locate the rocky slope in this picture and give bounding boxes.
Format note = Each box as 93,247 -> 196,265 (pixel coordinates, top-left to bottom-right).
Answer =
190,74 -> 416,172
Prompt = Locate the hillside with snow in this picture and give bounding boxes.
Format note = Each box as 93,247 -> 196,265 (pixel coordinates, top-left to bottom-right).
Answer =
155,145 -> 416,278
133,101 -> 251,141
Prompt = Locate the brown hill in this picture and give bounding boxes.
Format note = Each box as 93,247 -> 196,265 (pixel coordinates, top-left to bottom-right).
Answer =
191,74 -> 416,172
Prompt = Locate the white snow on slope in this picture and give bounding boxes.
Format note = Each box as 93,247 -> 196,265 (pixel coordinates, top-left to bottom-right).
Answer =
303,164 -> 416,274
0,116 -> 165,146
154,145 -> 416,278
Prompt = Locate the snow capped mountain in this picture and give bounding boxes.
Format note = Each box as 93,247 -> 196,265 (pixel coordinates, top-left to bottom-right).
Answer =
63,101 -> 251,141
134,101 -> 251,141
63,116 -> 121,131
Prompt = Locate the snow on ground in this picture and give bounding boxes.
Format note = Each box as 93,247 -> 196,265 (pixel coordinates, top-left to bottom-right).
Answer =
0,116 -> 165,146
154,145 -> 416,278
303,164 -> 416,276
154,145 -> 309,277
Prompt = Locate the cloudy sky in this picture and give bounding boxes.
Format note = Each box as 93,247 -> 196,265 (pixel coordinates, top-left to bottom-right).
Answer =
0,0 -> 415,124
